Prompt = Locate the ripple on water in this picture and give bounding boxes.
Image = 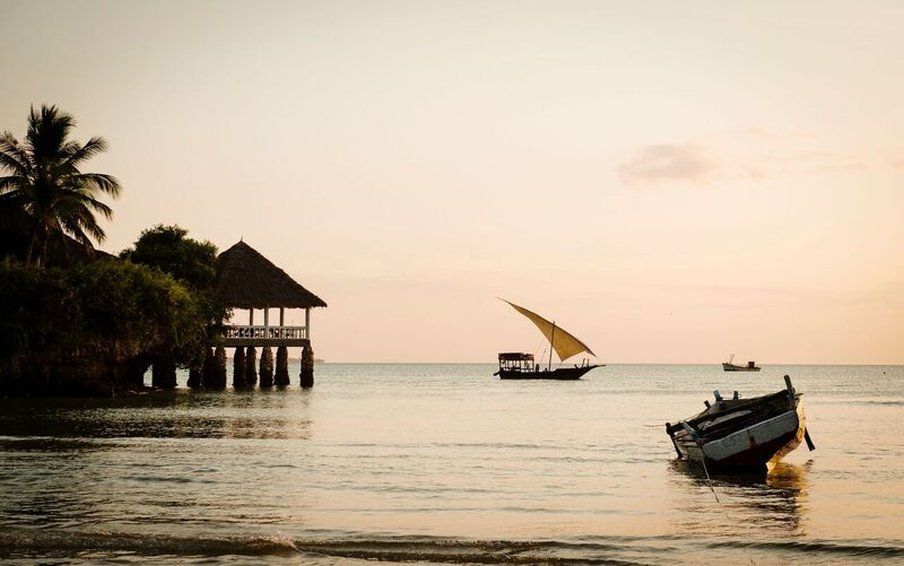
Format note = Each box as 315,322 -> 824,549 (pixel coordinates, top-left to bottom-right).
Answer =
0,364 -> 902,563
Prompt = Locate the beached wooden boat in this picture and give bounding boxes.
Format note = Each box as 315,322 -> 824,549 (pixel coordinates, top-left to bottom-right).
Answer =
494,300 -> 601,380
665,375 -> 815,471
722,354 -> 760,372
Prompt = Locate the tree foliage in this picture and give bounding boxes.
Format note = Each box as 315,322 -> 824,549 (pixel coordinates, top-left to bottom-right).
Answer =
0,105 -> 121,267
0,260 -> 206,394
0,107 -> 224,396
120,225 -> 217,289
120,224 -> 228,333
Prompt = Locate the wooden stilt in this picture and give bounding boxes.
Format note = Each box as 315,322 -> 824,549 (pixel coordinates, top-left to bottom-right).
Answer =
275,345 -> 289,386
300,343 -> 314,388
152,358 -> 177,389
200,346 -> 215,387
214,345 -> 227,388
245,346 -> 257,386
232,347 -> 246,388
259,346 -> 274,388
187,348 -> 204,388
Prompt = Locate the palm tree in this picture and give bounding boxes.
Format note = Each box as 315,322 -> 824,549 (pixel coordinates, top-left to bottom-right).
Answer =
0,105 -> 121,267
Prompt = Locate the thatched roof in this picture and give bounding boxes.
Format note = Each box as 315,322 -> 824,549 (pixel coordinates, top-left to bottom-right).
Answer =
216,241 -> 327,309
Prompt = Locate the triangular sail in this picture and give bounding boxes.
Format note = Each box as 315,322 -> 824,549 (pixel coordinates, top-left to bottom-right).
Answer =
501,299 -> 595,361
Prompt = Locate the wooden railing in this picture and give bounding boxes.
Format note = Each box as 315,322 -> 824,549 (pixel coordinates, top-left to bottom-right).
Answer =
223,325 -> 307,341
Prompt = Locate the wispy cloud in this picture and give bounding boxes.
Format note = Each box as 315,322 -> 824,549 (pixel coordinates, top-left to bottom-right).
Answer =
618,132 -> 872,189
617,144 -> 719,189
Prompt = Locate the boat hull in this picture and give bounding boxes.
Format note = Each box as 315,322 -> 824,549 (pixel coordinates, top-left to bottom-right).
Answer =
497,365 -> 599,380
674,399 -> 806,471
722,363 -> 761,372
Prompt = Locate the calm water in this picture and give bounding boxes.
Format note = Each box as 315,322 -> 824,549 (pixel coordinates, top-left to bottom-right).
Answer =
1,364 -> 902,564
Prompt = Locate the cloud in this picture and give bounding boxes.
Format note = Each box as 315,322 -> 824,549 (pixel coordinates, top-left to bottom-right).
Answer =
618,133 -> 871,189
617,144 -> 719,189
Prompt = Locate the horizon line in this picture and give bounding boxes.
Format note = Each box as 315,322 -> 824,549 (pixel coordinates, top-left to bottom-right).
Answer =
292,361 -> 904,366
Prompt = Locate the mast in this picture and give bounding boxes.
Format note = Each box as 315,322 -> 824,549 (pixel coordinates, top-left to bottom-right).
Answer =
549,322 -> 556,371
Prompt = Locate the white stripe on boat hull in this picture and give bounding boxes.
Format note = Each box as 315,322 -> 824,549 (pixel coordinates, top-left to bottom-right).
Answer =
678,400 -> 806,466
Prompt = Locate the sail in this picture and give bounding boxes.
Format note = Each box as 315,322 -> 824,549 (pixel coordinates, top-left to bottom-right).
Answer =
501,299 -> 595,361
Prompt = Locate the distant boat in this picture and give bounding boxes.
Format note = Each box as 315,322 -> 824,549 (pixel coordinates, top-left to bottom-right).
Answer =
665,375 -> 815,471
722,353 -> 760,372
494,300 -> 601,380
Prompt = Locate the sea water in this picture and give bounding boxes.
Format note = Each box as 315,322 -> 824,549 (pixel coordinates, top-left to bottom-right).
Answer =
1,364 -> 902,563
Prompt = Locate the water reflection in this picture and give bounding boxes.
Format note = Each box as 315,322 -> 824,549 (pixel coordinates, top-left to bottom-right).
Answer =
0,389 -> 312,440
0,390 -> 317,532
668,459 -> 812,537
0,436 -> 107,529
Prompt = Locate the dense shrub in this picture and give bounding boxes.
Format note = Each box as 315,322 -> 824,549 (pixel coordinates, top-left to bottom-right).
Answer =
0,260 -> 206,395
120,225 -> 227,332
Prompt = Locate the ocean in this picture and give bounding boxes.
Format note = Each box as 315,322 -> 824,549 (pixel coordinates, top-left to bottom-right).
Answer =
1,364 -> 902,564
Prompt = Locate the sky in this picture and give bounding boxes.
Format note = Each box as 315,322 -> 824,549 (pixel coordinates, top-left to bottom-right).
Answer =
1,0 -> 902,363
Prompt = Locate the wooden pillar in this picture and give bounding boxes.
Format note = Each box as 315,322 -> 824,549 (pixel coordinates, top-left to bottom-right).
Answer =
264,307 -> 270,338
245,346 -> 258,386
200,346 -> 215,387
249,308 -> 254,326
279,307 -> 285,326
275,345 -> 290,386
200,346 -> 217,388
122,357 -> 151,389
214,345 -> 227,388
232,347 -> 246,388
152,358 -> 177,389
259,346 -> 274,388
187,348 -> 204,388
300,308 -> 314,387
300,343 -> 314,388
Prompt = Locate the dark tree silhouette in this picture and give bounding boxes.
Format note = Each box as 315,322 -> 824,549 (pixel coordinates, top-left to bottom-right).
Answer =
0,105 -> 121,267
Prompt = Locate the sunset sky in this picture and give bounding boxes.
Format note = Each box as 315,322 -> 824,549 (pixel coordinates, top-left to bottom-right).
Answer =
2,1 -> 902,363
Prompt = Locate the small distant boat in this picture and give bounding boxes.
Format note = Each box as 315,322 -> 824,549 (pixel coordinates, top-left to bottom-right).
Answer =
665,375 -> 815,471
722,354 -> 760,372
494,299 -> 601,380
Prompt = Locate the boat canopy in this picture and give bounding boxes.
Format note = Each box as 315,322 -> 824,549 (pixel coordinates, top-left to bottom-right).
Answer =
498,352 -> 534,361
500,299 -> 595,361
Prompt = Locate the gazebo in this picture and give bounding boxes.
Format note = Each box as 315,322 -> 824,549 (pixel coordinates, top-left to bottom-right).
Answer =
214,240 -> 327,388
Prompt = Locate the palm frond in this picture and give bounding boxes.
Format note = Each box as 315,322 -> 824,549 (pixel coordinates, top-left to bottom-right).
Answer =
0,135 -> 33,176
0,154 -> 29,176
0,175 -> 27,194
75,173 -> 121,197
27,105 -> 75,166
60,215 -> 93,246
83,197 -> 113,220
58,187 -> 114,220
58,201 -> 106,243
65,137 -> 109,168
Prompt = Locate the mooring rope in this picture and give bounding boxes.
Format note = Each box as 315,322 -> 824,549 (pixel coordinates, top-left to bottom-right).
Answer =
697,447 -> 721,505
680,421 -> 723,506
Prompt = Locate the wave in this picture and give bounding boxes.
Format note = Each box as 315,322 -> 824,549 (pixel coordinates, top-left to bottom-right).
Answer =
707,539 -> 904,559
0,530 -> 301,559
848,400 -> 904,406
2,530 -> 903,563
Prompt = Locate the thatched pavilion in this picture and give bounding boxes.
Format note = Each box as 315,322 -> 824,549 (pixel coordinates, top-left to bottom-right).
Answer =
215,241 -> 327,388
